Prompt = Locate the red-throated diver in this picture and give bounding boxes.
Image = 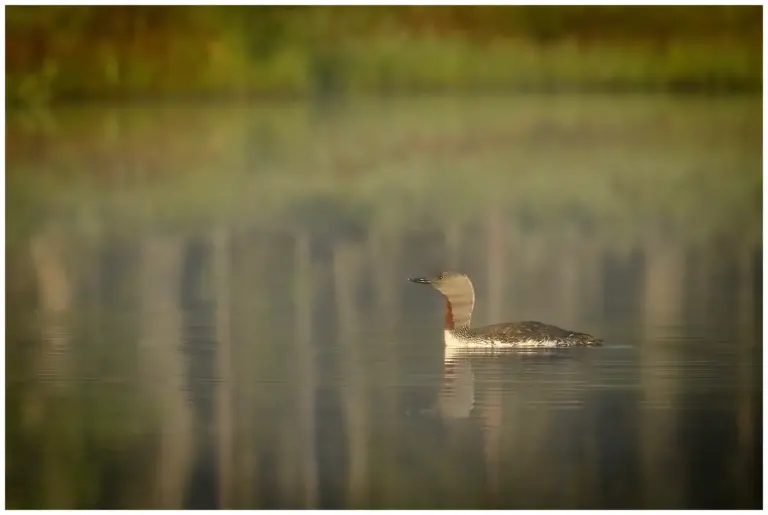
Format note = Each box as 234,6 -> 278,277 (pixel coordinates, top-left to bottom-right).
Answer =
409,271 -> 603,348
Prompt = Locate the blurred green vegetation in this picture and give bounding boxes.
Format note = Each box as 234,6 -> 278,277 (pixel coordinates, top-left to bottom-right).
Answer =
6,6 -> 762,106
5,96 -> 761,249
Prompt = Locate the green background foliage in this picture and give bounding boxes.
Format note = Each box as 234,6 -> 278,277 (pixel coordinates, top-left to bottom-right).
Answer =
6,6 -> 762,106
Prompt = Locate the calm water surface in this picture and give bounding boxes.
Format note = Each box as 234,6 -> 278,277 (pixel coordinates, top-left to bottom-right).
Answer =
6,95 -> 761,509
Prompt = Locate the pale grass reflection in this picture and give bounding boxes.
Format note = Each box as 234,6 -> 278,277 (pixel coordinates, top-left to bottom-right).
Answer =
434,348 -> 476,420
30,224 -> 72,392
139,235 -> 193,509
29,224 -> 75,507
333,241 -> 370,507
639,236 -> 685,506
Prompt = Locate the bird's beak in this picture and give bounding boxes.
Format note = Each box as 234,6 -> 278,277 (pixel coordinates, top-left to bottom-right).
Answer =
408,277 -> 432,284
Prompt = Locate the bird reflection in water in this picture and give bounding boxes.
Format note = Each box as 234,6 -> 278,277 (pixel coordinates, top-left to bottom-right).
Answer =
426,347 -> 577,420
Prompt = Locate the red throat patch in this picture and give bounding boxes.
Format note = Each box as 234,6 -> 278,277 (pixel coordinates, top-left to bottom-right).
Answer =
443,297 -> 455,329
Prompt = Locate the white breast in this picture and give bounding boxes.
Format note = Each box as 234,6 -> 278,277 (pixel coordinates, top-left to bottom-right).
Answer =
444,330 -> 467,348
444,330 -> 563,349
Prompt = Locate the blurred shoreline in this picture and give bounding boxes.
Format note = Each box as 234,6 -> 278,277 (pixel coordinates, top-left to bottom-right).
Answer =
7,6 -> 762,107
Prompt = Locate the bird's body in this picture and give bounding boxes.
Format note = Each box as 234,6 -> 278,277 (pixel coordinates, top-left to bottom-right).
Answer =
409,272 -> 602,349
445,321 -> 602,349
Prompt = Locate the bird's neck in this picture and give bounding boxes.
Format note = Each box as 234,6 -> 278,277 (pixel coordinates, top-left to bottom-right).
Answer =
443,295 -> 472,330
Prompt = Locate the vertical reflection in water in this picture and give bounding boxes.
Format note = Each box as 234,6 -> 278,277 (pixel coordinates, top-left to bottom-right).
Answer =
480,360 -> 502,506
503,223 -> 523,319
29,225 -> 74,508
486,206 -> 505,325
437,350 -> 476,420
440,350 -> 482,509
179,237 -> 217,508
294,232 -> 319,508
333,242 -> 369,508
642,238 -> 684,333
212,228 -> 233,508
639,237 -> 685,508
557,227 -> 581,327
30,226 -> 72,393
483,208 -> 505,505
139,234 -> 191,509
